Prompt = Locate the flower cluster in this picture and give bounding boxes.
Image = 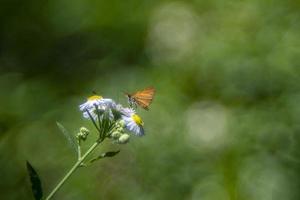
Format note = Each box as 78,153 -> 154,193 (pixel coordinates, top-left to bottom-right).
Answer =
79,95 -> 145,143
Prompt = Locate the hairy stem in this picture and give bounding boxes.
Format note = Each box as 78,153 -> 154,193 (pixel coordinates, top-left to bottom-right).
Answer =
45,141 -> 100,200
77,139 -> 82,159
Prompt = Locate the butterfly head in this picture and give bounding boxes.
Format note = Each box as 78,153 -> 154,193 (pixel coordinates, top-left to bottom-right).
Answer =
124,92 -> 136,109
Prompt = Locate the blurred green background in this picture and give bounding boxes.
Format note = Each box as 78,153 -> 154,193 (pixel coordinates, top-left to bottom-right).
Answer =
1,0 -> 300,199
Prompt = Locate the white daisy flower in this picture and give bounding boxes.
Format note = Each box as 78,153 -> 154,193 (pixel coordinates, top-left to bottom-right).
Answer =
110,104 -> 126,120
119,107 -> 135,117
79,95 -> 116,120
121,108 -> 145,136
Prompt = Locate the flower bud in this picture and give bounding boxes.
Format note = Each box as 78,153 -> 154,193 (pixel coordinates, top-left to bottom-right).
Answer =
118,120 -> 125,127
80,127 -> 90,135
111,131 -> 122,139
77,127 -> 90,141
118,134 -> 130,144
116,126 -> 124,133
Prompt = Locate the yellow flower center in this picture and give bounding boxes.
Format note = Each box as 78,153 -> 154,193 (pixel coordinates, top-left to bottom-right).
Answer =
87,95 -> 103,101
132,114 -> 144,126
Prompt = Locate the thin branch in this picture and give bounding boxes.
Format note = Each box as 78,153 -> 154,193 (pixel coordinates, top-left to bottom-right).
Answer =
85,109 -> 101,133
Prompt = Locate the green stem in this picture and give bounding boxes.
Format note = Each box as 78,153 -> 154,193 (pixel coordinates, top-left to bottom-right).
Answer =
45,141 -> 100,200
77,139 -> 81,159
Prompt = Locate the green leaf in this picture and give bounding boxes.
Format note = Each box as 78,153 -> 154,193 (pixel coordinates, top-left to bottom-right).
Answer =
102,150 -> 120,157
89,150 -> 120,163
26,161 -> 43,200
56,122 -> 78,154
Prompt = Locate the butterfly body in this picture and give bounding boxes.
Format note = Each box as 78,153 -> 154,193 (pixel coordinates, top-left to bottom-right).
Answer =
125,87 -> 155,110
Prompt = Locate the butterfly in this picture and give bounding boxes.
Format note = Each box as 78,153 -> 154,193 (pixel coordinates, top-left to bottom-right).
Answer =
125,87 -> 155,110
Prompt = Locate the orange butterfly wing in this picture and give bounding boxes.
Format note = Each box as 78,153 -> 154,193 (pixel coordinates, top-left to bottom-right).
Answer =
131,87 -> 155,110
